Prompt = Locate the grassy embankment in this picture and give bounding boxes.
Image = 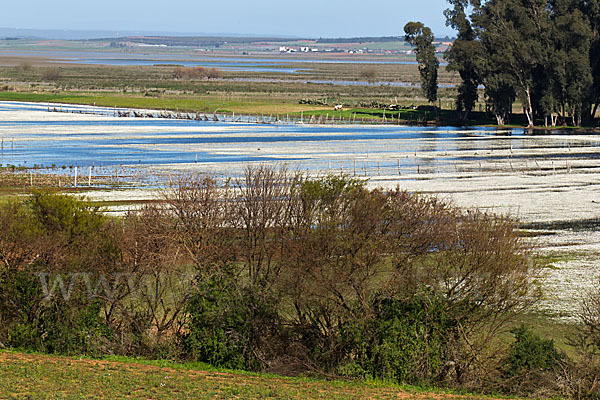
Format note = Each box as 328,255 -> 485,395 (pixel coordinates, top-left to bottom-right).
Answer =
0,350 -> 518,400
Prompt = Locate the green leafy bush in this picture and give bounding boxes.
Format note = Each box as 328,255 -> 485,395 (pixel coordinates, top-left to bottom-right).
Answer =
182,268 -> 283,370
337,293 -> 454,384
500,325 -> 567,396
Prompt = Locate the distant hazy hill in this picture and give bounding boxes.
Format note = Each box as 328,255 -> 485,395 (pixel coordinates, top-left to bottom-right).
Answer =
109,36 -> 307,47
317,36 -> 452,43
0,28 -> 452,45
317,36 -> 404,43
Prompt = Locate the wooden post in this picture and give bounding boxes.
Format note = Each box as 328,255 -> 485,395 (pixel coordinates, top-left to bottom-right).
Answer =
74,167 -> 78,188
88,166 -> 92,187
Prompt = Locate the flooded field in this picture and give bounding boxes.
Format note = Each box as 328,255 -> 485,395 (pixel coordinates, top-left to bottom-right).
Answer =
0,48 -> 445,77
1,100 -> 600,319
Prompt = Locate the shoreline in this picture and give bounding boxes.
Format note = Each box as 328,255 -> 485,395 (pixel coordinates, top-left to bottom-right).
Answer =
4,94 -> 599,132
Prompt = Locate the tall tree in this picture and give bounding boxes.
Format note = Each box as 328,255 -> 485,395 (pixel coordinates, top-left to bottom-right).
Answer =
472,0 -> 552,127
404,22 -> 439,107
547,0 -> 593,126
444,0 -> 482,123
577,0 -> 600,122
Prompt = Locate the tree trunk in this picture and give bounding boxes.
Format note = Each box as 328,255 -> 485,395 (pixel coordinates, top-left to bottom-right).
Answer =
592,103 -> 599,121
524,88 -> 534,127
495,114 -> 505,126
461,110 -> 470,124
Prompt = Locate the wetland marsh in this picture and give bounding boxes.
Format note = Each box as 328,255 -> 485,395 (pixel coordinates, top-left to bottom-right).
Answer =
1,100 -> 599,319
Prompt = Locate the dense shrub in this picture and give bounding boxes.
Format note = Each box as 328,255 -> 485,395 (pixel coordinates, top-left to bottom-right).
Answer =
41,67 -> 62,81
0,169 -> 545,395
337,293 -> 455,383
182,267 -> 284,371
0,193 -> 117,355
499,325 -> 567,396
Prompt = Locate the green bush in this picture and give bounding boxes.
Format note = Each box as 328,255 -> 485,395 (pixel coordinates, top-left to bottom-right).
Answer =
2,270 -> 109,355
0,193 -> 117,355
505,325 -> 565,375
500,325 -> 567,395
182,268 -> 283,371
336,293 -> 455,384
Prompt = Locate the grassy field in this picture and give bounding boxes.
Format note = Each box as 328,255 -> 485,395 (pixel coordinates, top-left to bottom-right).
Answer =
0,59 -> 468,120
0,89 -> 526,126
0,350 -> 516,400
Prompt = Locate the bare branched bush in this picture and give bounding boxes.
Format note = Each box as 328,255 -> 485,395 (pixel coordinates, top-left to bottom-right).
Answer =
0,169 -> 543,393
167,168 -> 540,383
116,205 -> 190,354
565,282 -> 600,398
360,67 -> 378,83
41,67 -> 62,81
172,66 -> 222,80
207,67 -> 222,79
18,61 -> 32,72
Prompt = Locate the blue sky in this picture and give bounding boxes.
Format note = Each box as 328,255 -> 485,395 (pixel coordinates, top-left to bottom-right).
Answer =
3,0 -> 454,37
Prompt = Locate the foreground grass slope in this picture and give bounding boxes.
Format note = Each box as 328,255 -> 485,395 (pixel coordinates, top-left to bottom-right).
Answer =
0,351 -> 513,400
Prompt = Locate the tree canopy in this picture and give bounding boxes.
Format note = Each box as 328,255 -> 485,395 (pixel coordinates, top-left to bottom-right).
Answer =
404,22 -> 439,106
442,0 -> 600,127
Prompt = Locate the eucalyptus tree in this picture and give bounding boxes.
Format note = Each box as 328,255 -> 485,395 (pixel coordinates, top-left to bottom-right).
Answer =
471,0 -> 552,127
444,0 -> 482,122
546,0 -> 593,126
404,22 -> 439,108
578,0 -> 600,122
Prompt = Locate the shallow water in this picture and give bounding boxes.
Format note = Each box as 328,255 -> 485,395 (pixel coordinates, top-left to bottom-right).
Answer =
1,101 -> 597,175
0,48 -> 448,74
3,100 -> 600,319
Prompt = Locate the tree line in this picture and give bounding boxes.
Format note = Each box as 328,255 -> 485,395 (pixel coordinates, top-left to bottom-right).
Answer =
406,0 -> 600,127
